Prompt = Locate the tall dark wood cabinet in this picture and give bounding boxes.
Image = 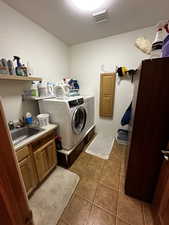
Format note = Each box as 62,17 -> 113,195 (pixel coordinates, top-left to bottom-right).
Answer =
125,58 -> 169,202
153,157 -> 169,225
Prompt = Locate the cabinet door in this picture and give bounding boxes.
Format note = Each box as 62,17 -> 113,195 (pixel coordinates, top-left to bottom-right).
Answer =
34,148 -> 48,182
102,74 -> 115,95
153,160 -> 169,225
101,96 -> 113,116
19,156 -> 37,193
46,141 -> 57,170
100,73 -> 115,117
34,139 -> 57,182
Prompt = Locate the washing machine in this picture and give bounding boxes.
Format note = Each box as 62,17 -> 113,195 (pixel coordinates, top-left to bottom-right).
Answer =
38,96 -> 87,150
84,96 -> 95,134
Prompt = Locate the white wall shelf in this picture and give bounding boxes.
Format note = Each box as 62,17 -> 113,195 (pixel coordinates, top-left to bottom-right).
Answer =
0,74 -> 42,81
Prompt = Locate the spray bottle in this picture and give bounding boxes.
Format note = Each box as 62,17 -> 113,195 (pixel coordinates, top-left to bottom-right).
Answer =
13,56 -> 24,76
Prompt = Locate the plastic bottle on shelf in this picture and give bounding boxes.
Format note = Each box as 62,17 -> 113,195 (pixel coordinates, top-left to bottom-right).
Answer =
38,82 -> 48,97
31,82 -> 39,97
151,28 -> 164,59
7,60 -> 15,75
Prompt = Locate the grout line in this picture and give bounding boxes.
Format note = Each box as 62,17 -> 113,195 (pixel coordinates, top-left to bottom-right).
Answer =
93,199 -> 118,217
142,202 -> 147,225
93,202 -> 118,218
116,216 -> 132,225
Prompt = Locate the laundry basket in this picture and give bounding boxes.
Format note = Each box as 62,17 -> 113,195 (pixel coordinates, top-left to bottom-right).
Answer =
37,114 -> 49,127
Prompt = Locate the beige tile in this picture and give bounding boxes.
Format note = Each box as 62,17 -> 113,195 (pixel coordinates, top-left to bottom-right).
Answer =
75,177 -> 98,202
142,203 -> 154,225
83,163 -> 103,181
110,142 -> 128,163
62,195 -> 92,225
110,143 -> 122,159
78,152 -> 92,162
94,184 -> 118,215
57,220 -> 69,225
87,205 -> 116,225
116,218 -> 130,225
119,175 -> 125,194
89,155 -> 105,167
117,193 -> 144,225
99,168 -> 120,191
103,159 -> 121,174
88,156 -> 105,176
70,158 -> 89,178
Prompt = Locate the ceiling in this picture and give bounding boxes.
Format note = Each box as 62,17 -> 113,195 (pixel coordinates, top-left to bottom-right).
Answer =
3,0 -> 169,45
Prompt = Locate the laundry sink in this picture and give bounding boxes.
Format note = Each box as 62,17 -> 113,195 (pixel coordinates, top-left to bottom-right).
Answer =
11,127 -> 44,145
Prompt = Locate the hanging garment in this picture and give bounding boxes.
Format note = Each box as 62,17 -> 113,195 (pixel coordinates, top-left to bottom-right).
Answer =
121,103 -> 132,126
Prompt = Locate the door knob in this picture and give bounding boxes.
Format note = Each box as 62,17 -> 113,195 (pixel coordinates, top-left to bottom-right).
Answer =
161,150 -> 169,161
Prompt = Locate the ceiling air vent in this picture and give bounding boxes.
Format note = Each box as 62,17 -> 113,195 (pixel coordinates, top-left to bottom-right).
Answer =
92,9 -> 108,23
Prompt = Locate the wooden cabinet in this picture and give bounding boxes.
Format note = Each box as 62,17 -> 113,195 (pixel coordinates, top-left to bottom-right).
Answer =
19,156 -> 37,194
153,159 -> 169,225
100,73 -> 116,117
47,141 -> 57,169
16,130 -> 57,195
125,58 -> 169,202
16,146 -> 37,195
0,98 -> 34,225
34,148 -> 48,182
34,139 -> 57,182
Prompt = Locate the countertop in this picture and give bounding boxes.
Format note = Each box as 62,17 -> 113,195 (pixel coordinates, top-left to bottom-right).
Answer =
14,124 -> 58,151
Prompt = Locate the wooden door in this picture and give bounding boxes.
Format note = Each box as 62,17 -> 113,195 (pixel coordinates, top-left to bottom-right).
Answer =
0,97 -> 34,225
19,156 -> 37,194
34,139 -> 56,182
100,73 -> 116,117
153,158 -> 169,225
34,148 -> 48,182
125,58 -> 169,202
163,200 -> 169,224
46,140 -> 57,170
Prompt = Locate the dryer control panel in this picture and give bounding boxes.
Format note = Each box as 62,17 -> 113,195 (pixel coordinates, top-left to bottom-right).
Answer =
68,98 -> 84,108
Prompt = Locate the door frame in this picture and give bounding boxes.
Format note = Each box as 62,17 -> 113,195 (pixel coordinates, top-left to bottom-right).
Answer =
0,97 -> 34,225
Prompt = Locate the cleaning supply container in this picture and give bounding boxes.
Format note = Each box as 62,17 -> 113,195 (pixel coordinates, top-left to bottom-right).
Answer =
37,114 -> 49,127
38,82 -> 48,97
25,112 -> 33,125
31,82 -> 39,97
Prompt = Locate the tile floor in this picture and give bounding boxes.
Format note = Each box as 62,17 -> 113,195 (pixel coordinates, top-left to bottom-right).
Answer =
57,141 -> 154,225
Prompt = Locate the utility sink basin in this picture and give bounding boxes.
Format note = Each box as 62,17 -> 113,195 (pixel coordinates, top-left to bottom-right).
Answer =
11,127 -> 44,145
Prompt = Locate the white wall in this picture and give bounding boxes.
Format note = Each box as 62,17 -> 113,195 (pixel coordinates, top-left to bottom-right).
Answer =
0,0 -> 155,135
70,27 -> 154,136
0,0 -> 69,121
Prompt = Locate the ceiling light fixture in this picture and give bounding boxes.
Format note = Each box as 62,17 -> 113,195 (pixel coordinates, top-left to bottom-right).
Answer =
72,0 -> 105,11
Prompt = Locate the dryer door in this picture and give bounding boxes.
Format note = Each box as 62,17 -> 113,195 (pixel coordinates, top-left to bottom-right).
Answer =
72,106 -> 87,135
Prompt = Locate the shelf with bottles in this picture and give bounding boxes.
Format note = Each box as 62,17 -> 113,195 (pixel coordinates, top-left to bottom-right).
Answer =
0,74 -> 42,81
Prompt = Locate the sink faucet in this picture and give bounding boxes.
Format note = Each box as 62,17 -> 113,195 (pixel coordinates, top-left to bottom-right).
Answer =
8,121 -> 15,130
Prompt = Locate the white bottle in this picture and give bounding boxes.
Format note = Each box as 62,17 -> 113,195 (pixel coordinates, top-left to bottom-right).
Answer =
47,82 -> 55,96
151,28 -> 164,59
38,82 -> 48,97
